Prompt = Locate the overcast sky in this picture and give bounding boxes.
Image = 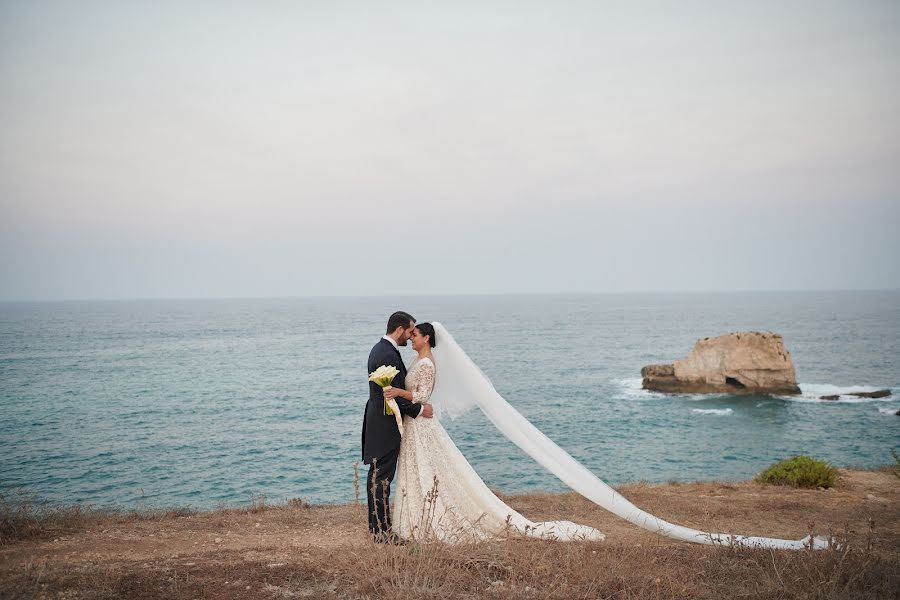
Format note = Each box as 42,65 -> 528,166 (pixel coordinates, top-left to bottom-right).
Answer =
1,1 -> 898,300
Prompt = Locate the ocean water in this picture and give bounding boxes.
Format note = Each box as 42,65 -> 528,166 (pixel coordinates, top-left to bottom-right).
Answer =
1,292 -> 898,510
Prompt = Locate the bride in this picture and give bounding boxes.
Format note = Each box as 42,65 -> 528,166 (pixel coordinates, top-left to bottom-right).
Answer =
384,322 -> 829,549
385,322 -> 602,542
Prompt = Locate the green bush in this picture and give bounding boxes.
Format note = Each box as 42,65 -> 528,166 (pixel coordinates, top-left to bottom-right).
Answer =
754,455 -> 839,489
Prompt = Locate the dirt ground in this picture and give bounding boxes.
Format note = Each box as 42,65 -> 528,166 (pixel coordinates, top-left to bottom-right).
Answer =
2,469 -> 898,599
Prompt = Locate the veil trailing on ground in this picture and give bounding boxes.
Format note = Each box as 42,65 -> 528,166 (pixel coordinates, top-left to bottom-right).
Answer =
428,322 -> 829,550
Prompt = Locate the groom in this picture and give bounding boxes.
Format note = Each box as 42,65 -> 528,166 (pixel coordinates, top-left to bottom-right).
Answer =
363,310 -> 434,543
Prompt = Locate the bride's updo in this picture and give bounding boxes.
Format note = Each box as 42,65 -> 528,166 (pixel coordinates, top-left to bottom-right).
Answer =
416,322 -> 437,348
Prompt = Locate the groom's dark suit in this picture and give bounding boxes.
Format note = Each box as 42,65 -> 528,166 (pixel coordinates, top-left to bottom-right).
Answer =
363,337 -> 423,538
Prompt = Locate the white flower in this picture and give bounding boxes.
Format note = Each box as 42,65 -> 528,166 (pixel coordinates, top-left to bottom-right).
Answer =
368,365 -> 399,388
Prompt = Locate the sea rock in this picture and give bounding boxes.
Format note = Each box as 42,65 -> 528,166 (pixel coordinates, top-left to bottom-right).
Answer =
849,389 -> 892,399
818,390 -> 891,401
641,331 -> 800,395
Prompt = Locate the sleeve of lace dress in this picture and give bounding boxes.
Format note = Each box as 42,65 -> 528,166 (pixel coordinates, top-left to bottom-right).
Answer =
412,360 -> 435,405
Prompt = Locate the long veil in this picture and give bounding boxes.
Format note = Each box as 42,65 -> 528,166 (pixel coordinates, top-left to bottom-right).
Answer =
429,322 -> 829,550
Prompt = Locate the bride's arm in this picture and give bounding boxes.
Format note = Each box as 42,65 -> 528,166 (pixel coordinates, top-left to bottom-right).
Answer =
384,362 -> 435,404
384,387 -> 413,401
385,385 -> 432,418
411,361 -> 435,404
391,390 -> 424,418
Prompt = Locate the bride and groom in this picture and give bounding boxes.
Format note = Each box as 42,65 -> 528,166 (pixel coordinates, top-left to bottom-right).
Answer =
362,311 -> 601,544
362,311 -> 830,549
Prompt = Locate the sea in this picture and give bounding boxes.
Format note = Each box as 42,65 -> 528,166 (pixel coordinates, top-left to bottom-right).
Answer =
1,292 -> 898,510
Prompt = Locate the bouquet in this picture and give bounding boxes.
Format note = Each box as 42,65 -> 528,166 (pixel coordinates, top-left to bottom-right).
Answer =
368,365 -> 404,434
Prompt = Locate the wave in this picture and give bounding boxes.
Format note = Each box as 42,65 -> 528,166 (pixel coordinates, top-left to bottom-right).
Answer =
617,378 -> 894,405
615,377 -> 663,400
877,407 -> 899,415
691,408 -> 733,416
615,377 -> 723,402
779,384 -> 895,404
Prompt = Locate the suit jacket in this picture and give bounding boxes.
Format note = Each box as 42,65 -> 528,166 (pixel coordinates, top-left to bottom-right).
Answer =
362,337 -> 423,464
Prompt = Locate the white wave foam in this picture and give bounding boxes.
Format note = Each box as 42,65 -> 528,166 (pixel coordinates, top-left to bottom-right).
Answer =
878,407 -> 899,415
615,378 -> 725,401
799,383 -> 884,396
615,377 -> 665,400
617,377 -> 644,392
617,378 -> 894,405
778,384 -> 895,404
691,408 -> 733,416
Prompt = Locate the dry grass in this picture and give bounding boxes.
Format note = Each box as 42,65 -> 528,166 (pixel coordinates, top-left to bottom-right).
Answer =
1,470 -> 898,599
0,488 -> 196,547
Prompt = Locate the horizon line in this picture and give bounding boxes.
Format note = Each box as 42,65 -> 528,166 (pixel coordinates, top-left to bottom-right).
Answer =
2,288 -> 899,303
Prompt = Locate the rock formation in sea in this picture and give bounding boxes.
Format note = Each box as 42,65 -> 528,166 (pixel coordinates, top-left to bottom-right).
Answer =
819,389 -> 892,400
641,331 -> 801,395
849,389 -> 892,399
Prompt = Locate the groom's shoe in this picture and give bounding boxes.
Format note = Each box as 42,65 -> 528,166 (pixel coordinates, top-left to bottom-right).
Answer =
372,531 -> 406,546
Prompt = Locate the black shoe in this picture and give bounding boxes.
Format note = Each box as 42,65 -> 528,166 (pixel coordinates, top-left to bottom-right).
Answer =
372,532 -> 406,545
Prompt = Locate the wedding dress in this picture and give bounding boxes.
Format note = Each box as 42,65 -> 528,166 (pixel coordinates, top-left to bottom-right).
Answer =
396,323 -> 829,550
395,355 -> 604,543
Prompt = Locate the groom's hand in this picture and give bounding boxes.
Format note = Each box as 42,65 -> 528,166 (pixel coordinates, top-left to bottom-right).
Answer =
420,404 -> 434,419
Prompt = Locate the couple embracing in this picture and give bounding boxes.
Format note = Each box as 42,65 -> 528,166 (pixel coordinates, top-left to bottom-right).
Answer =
362,311 -> 602,545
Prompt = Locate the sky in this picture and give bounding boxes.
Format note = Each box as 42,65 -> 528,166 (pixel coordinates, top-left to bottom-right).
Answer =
1,1 -> 899,300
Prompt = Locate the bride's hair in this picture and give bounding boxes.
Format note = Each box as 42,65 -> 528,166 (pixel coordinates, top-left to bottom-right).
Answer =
416,323 -> 437,348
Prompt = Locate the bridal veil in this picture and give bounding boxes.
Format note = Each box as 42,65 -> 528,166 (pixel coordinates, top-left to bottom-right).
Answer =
428,322 -> 829,550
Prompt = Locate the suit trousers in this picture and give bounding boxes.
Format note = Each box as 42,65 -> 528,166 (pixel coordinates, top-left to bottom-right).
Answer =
366,445 -> 400,536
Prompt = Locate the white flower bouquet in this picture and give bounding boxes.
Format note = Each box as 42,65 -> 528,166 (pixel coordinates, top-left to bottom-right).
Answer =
368,365 -> 404,434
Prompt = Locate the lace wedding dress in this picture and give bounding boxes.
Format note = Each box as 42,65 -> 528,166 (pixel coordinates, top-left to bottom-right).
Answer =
394,356 -> 604,543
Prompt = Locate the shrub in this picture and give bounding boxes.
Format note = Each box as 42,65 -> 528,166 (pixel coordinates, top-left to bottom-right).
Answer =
754,455 -> 839,489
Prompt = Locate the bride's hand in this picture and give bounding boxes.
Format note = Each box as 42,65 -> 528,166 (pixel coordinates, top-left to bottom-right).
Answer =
384,387 -> 411,401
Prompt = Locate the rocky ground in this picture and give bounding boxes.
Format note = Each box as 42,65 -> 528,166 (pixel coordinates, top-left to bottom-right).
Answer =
2,469 -> 898,599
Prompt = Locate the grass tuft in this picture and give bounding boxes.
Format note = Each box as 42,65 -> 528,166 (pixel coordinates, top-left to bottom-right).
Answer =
755,455 -> 840,489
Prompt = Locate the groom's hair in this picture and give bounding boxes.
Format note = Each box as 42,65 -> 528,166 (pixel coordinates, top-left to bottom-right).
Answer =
386,311 -> 415,334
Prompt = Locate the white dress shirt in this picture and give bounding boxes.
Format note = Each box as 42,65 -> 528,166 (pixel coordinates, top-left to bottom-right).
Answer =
381,335 -> 399,351
381,335 -> 423,418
